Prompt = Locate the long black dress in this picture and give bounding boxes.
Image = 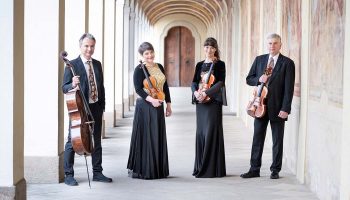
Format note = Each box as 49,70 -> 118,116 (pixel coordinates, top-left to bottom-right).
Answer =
191,60 -> 226,178
127,63 -> 171,179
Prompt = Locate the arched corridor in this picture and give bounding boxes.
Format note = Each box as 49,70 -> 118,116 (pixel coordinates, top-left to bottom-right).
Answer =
1,0 -> 350,200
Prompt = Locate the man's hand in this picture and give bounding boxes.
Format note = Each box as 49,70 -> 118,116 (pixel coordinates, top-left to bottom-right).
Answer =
278,111 -> 289,119
259,74 -> 270,83
72,76 -> 80,88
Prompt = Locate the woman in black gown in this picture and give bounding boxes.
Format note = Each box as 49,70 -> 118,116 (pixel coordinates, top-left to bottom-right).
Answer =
127,42 -> 172,179
191,37 -> 226,178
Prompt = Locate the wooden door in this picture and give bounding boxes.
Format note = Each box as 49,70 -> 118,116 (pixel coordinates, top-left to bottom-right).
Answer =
164,26 -> 195,87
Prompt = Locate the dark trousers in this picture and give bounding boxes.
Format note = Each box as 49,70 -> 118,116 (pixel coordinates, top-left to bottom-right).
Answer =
64,102 -> 103,176
249,113 -> 285,173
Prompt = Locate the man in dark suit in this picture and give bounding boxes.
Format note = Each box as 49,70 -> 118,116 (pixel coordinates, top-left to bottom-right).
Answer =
62,33 -> 112,186
241,33 -> 295,179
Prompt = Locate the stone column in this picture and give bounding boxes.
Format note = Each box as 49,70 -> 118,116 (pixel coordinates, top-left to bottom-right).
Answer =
0,0 -> 26,199
103,0 -> 116,127
24,0 -> 65,183
123,4 -> 131,115
296,0 -> 310,184
114,0 -> 124,120
340,0 -> 350,198
128,10 -> 136,106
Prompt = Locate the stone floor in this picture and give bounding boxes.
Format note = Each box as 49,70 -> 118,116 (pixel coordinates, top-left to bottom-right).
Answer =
27,88 -> 318,200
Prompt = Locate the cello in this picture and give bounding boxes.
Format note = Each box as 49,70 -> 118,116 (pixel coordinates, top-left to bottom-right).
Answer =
139,60 -> 165,101
197,58 -> 217,103
246,66 -> 273,118
60,51 -> 95,187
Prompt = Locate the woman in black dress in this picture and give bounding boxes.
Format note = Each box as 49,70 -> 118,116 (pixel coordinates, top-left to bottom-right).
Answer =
127,42 -> 172,179
191,37 -> 226,178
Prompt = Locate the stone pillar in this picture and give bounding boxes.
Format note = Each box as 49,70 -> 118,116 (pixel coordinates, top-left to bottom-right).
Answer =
104,0 -> 116,127
296,0 -> 310,184
340,0 -> 350,198
24,0 -> 65,183
88,0 -> 104,135
123,4 -> 131,115
0,0 -> 26,199
114,1 -> 124,121
88,0 -> 104,61
64,0 -> 87,149
128,10 -> 136,106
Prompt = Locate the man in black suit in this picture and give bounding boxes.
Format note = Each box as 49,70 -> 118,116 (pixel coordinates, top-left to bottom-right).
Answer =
62,33 -> 112,186
241,33 -> 295,179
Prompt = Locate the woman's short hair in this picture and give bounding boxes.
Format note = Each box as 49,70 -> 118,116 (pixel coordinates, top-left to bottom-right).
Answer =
138,42 -> 154,55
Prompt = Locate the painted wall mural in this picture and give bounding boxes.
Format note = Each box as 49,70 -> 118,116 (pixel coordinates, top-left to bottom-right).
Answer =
263,0 -> 277,43
240,0 -> 248,76
310,0 -> 344,106
281,0 -> 301,97
250,1 -> 260,59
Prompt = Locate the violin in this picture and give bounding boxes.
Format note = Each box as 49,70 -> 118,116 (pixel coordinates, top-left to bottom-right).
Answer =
246,66 -> 273,118
139,60 -> 165,101
197,57 -> 217,103
60,51 -> 95,155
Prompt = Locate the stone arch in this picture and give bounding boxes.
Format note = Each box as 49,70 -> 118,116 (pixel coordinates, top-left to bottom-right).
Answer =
159,20 -> 202,66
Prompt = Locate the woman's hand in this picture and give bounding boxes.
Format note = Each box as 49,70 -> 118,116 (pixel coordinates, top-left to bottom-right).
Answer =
146,96 -> 163,107
165,103 -> 172,117
195,91 -> 207,102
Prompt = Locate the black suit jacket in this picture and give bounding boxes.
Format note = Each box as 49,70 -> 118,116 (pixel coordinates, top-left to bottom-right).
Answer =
246,54 -> 295,121
62,56 -> 105,110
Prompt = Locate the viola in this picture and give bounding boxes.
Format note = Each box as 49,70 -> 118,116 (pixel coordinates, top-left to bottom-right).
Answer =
60,51 -> 95,155
197,58 -> 217,103
246,66 -> 273,118
139,60 -> 165,101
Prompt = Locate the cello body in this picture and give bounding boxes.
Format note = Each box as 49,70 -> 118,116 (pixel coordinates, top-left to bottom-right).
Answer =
65,91 -> 94,155
61,51 -> 95,156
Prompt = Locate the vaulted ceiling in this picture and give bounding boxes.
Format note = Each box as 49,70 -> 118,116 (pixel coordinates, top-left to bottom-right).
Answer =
134,0 -> 232,27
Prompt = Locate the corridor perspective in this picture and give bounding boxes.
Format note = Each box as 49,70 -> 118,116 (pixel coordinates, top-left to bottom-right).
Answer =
1,0 -> 350,200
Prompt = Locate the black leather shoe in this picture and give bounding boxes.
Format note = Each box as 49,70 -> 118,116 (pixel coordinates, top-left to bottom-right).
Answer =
270,171 -> 279,179
64,176 -> 78,186
240,171 -> 260,178
93,172 -> 113,182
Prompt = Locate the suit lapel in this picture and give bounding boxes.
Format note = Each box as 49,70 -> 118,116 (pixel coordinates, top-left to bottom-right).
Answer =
75,56 -> 89,87
261,54 -> 269,72
269,54 -> 284,84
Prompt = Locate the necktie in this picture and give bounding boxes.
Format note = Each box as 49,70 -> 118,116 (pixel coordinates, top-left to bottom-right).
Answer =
87,61 -> 97,102
268,57 -> 274,69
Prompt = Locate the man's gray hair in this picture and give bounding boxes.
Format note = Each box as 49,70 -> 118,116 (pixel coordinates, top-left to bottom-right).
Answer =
79,33 -> 96,46
267,33 -> 281,42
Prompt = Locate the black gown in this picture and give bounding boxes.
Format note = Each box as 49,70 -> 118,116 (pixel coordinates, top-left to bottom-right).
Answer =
191,60 -> 226,178
127,63 -> 171,179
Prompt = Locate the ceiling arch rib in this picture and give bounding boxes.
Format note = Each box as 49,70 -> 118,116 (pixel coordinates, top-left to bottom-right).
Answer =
136,0 -> 225,28
151,10 -> 210,28
148,6 -> 212,25
143,0 -> 216,19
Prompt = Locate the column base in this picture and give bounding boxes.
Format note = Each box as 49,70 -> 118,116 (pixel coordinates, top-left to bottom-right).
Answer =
0,178 -> 26,200
24,153 -> 64,183
123,98 -> 129,116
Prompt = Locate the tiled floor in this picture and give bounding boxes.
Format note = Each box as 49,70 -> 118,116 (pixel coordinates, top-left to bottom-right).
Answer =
27,88 -> 318,200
